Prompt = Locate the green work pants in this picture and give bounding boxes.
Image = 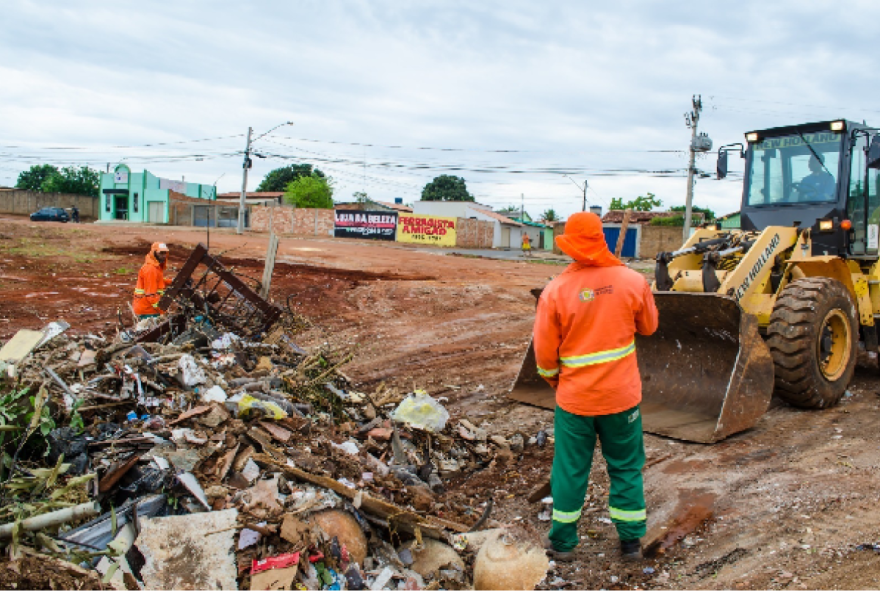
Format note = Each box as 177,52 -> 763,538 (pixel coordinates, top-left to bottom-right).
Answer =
548,405 -> 646,551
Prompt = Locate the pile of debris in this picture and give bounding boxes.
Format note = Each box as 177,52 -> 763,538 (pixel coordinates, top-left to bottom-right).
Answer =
0,244 -> 548,590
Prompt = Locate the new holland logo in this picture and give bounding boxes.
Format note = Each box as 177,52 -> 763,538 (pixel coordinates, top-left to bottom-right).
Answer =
579,289 -> 595,302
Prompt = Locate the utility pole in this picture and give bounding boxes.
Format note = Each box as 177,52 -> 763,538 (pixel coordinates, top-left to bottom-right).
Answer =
521,193 -> 524,221
583,179 -> 588,212
237,126 -> 253,235
683,95 -> 702,241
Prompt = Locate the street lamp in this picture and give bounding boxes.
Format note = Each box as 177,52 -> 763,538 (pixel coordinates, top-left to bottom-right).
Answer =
237,121 -> 294,234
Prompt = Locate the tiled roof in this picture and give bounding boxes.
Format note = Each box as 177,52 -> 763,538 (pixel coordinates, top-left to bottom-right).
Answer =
376,201 -> 414,212
217,192 -> 285,199
470,203 -> 523,226
601,210 -> 687,225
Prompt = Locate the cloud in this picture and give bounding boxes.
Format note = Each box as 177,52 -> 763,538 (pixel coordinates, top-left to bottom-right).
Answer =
0,0 -> 876,220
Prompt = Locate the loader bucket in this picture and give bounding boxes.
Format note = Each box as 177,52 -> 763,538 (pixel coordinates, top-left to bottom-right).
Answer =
508,293 -> 775,443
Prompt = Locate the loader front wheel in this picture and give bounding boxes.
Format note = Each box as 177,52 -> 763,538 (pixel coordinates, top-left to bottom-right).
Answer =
766,277 -> 858,409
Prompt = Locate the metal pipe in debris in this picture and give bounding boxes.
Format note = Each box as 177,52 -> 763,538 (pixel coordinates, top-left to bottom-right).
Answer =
0,501 -> 100,540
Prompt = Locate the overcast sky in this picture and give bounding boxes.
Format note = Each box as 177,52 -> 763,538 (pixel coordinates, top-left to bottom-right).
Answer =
2,0 -> 880,219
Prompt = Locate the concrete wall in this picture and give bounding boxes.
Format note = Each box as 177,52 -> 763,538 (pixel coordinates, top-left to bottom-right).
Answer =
639,225 -> 686,259
455,218 -> 494,248
0,190 -> 99,220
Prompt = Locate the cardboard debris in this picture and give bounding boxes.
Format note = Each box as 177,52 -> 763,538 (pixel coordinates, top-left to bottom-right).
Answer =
0,329 -> 45,363
136,508 -> 239,590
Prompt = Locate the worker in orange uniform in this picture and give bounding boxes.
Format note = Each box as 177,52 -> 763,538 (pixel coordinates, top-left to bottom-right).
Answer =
534,212 -> 658,562
133,242 -> 172,319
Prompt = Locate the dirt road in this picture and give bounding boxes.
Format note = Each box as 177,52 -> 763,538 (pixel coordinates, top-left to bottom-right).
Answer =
2,217 -> 879,589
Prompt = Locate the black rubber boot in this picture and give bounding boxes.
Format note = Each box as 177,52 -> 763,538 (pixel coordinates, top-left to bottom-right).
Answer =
543,535 -> 576,562
620,538 -> 642,560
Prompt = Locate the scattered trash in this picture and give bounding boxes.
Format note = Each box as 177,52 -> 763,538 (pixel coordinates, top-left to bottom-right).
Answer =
391,390 -> 450,432
0,244 -> 538,590
251,551 -> 300,590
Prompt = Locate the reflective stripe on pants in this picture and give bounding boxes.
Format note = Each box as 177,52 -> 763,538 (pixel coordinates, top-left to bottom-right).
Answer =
548,404 -> 646,552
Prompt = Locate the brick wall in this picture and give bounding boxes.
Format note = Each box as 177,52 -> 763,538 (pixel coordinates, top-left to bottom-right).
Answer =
552,222 -> 565,255
0,190 -> 99,220
293,208 -> 334,236
251,205 -> 295,232
169,191 -> 217,226
249,205 -> 334,236
639,225 -> 685,259
455,218 -> 494,248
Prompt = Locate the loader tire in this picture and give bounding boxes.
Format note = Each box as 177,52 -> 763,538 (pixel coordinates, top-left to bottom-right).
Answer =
766,277 -> 858,409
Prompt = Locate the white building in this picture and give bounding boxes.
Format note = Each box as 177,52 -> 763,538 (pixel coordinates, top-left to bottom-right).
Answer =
412,201 -> 525,248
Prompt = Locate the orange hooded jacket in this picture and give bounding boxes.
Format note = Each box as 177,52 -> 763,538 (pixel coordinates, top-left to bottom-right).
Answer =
133,243 -> 172,316
533,213 -> 659,416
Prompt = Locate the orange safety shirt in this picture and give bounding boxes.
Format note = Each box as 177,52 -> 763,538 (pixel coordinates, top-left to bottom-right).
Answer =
533,261 -> 659,416
133,245 -> 172,316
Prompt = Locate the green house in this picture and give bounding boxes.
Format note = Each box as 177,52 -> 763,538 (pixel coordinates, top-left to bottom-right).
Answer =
98,164 -> 215,223
718,211 -> 741,230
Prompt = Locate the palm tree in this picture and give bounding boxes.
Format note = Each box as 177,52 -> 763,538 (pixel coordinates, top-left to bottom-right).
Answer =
542,208 -> 559,222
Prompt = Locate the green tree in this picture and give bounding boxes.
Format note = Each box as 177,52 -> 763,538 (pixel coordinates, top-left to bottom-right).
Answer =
670,205 -> 715,221
421,175 -> 474,202
352,191 -> 369,204
40,166 -> 100,197
284,174 -> 334,208
542,208 -> 559,222
257,164 -> 325,192
609,192 -> 663,212
16,164 -> 60,191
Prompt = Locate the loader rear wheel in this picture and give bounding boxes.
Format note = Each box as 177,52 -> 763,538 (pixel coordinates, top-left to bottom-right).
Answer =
766,277 -> 858,409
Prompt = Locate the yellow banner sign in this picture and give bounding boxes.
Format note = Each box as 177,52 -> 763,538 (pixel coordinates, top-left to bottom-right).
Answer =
396,214 -> 457,246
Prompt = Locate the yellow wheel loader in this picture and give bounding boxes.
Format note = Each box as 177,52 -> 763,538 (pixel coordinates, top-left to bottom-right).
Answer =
511,119 -> 880,443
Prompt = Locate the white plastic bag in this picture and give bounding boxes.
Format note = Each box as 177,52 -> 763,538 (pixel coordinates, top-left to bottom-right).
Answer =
178,354 -> 207,386
391,389 -> 449,432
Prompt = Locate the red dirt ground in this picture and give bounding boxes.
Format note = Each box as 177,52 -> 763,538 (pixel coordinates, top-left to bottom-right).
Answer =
4,216 -> 880,590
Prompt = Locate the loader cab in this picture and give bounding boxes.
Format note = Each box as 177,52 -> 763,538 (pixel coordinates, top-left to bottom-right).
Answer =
737,120 -> 880,258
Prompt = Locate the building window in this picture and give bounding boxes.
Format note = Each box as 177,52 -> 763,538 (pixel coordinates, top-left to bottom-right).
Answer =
133,193 -> 139,213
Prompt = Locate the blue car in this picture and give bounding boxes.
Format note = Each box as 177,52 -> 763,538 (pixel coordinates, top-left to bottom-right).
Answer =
30,207 -> 70,222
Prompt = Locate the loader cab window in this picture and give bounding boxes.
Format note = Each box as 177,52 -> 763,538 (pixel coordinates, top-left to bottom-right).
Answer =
745,132 -> 842,206
848,134 -> 869,254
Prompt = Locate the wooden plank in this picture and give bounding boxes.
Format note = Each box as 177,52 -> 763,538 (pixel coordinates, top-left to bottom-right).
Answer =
614,208 -> 633,258
253,454 -> 469,539
260,232 -> 280,300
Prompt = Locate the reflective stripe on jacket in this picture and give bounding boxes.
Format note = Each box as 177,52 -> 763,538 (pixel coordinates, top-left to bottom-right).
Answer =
533,262 -> 658,416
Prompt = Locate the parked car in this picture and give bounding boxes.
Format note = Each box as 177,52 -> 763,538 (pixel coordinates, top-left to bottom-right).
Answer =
30,207 -> 70,222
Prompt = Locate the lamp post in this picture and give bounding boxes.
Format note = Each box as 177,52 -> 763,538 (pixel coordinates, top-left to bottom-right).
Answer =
237,121 -> 294,235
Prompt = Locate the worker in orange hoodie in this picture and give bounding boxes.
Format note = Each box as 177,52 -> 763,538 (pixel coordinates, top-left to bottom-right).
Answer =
133,242 -> 172,319
534,212 -> 658,562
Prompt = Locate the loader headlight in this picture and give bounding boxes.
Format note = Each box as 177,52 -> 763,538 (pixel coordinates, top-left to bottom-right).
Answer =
818,219 -> 834,231
705,224 -> 718,231
746,132 -> 760,142
830,120 -> 846,132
